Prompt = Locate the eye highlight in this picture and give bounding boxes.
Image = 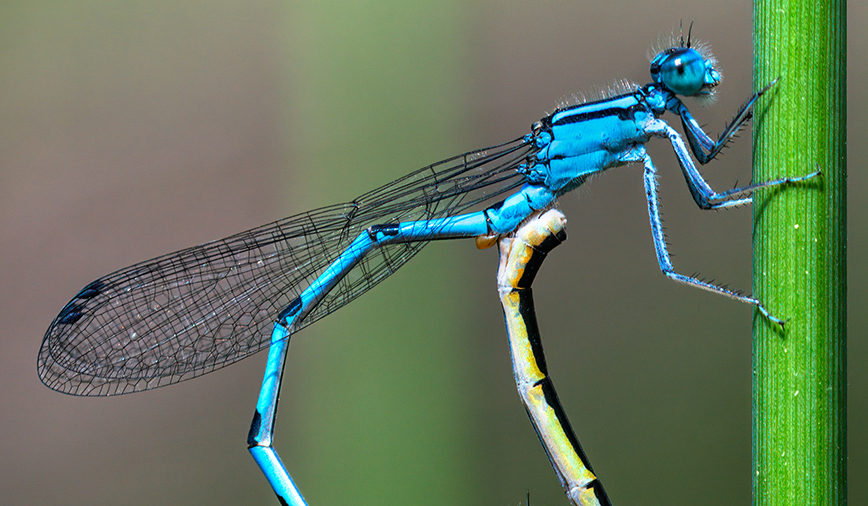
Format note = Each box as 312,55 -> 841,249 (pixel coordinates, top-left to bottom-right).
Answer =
650,47 -> 718,96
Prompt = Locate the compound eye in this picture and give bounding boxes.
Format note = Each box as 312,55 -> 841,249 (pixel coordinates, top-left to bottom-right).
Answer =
656,47 -> 706,96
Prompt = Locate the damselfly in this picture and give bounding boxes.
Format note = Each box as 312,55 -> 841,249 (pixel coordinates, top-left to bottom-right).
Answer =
40,28 -> 819,506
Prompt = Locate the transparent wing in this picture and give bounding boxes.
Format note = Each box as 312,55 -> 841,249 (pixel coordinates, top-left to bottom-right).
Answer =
39,137 -> 535,396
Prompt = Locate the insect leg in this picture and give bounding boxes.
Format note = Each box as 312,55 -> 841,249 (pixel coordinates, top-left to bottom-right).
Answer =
629,146 -> 786,326
674,81 -> 776,164
650,121 -> 820,210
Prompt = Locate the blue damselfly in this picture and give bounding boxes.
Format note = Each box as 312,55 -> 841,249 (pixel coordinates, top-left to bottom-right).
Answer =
40,27 -> 819,505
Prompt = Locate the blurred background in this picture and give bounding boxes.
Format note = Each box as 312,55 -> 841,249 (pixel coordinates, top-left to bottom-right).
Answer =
1,1 -> 862,505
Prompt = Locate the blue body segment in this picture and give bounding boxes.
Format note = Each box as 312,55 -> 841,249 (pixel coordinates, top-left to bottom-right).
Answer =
542,94 -> 649,191
40,33 -> 820,506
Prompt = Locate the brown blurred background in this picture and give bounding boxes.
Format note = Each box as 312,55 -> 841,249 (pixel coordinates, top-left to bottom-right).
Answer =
1,1 -> 862,505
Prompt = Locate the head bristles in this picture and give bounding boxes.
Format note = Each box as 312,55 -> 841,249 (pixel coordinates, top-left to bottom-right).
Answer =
648,24 -> 721,104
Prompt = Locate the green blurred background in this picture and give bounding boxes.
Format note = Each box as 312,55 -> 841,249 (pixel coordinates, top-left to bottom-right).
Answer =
1,1 -> 862,505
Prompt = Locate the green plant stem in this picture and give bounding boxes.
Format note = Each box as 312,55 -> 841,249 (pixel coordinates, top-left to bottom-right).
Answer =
752,1 -> 847,505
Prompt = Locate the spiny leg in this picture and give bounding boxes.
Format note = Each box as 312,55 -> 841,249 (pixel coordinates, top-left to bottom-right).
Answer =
496,209 -> 612,506
676,80 -> 777,164
647,119 -> 821,210
632,147 -> 786,326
